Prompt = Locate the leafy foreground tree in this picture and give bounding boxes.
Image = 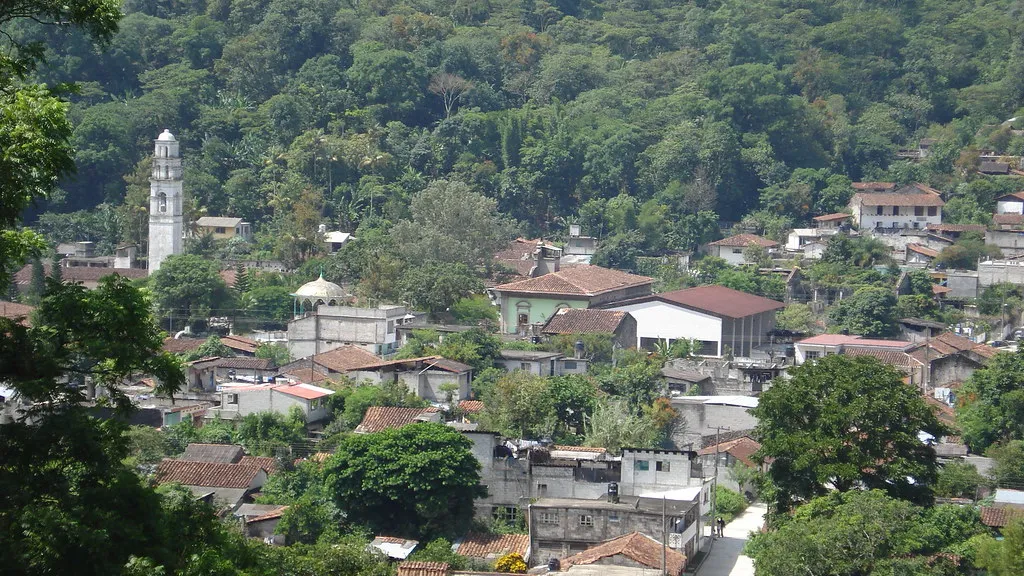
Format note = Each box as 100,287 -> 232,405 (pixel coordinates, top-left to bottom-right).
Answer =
957,348 -> 1024,452
752,355 -> 945,515
746,490 -> 985,576
324,422 -> 485,539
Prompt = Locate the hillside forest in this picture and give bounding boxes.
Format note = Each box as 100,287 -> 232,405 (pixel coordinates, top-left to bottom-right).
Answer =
10,0 -> 1024,287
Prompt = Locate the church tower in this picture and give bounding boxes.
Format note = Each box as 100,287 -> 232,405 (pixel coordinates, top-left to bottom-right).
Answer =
148,129 -> 184,273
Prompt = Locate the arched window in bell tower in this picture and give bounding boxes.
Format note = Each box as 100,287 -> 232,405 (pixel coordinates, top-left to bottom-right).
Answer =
158,192 -> 167,213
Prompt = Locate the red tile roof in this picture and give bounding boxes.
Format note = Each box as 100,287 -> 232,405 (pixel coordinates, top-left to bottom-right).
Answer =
842,346 -> 918,368
926,223 -> 986,233
852,182 -> 896,191
494,265 -> 653,297
853,192 -> 945,207
396,562 -> 449,576
925,396 -> 956,425
221,334 -> 260,354
180,443 -> 244,464
458,400 -> 485,414
275,383 -> 334,400
559,532 -> 686,576
351,355 -> 472,373
238,455 -> 279,471
706,233 -> 779,248
541,308 -> 629,334
163,337 -> 205,354
355,406 -> 440,434
932,284 -> 953,295
0,301 -> 34,326
313,345 -> 381,372
980,506 -> 1024,527
551,445 -> 607,453
698,437 -> 761,467
455,533 -> 530,559
494,238 -> 560,277
643,285 -> 785,319
812,213 -> 852,222
993,213 -> 1024,226
998,192 -> 1024,202
247,505 -> 289,523
796,334 -> 908,348
189,356 -> 276,370
907,243 -> 939,258
156,459 -> 265,488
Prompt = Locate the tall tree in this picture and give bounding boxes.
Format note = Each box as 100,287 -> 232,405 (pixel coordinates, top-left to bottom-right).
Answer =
752,355 -> 945,514
957,349 -> 1024,452
324,423 -> 485,538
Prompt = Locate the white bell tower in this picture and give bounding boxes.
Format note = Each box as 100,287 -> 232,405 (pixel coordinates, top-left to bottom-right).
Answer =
148,129 -> 184,273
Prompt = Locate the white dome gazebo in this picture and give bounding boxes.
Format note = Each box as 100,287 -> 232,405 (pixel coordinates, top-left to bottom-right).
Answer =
292,274 -> 346,315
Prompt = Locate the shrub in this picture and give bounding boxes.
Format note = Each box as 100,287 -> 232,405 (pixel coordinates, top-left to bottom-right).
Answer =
715,486 -> 748,522
494,553 -> 527,573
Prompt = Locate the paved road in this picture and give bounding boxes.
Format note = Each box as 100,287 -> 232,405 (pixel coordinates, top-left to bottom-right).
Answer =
696,503 -> 766,576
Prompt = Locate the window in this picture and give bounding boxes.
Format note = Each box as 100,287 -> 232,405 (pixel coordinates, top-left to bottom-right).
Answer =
539,512 -> 559,525
537,483 -> 548,496
563,361 -> 577,370
915,206 -> 924,216
309,398 -> 320,410
928,207 -> 937,216
805,351 -> 820,360
636,460 -> 650,471
656,461 -> 671,472
387,320 -> 395,334
517,313 -> 529,327
913,222 -> 919,229
732,248 -> 743,254
215,227 -> 226,234
608,511 -> 619,522
521,362 -> 532,371
226,393 -> 238,405
158,193 -> 167,213
493,506 -> 518,523
579,514 -> 594,527
876,206 -> 884,215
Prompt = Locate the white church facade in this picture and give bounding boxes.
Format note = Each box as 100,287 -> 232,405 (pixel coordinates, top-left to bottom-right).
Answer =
148,129 -> 184,273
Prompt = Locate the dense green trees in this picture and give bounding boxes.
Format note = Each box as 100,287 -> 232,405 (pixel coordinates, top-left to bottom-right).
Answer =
324,422 -> 485,539
957,349 -> 1024,452
752,355 -> 945,515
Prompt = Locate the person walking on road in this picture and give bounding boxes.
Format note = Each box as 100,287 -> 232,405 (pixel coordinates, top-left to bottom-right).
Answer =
716,516 -> 726,537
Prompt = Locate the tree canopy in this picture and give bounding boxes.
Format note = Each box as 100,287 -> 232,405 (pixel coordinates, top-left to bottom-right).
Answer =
752,355 -> 945,514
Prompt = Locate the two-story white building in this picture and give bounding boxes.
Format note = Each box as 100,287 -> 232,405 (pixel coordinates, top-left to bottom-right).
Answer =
849,183 -> 944,230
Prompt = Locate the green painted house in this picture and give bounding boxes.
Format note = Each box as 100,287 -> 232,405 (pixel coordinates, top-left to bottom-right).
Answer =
491,265 -> 653,334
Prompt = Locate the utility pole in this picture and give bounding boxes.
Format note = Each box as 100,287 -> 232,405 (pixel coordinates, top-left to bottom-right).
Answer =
710,426 -> 730,538
662,496 -> 667,576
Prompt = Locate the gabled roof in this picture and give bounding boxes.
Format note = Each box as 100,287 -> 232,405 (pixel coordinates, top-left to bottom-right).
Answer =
558,532 -> 686,576
312,345 -> 381,373
189,356 -> 277,370
454,533 -> 530,560
369,536 -> 420,560
795,334 -> 908,348
980,161 -> 1011,174
842,346 -> 919,368
705,233 -> 779,248
697,436 -> 761,467
238,455 -> 278,471
616,285 -> 784,319
350,356 -> 472,374
396,562 -> 449,576
852,182 -> 896,191
993,213 -> 1024,226
926,223 -> 986,234
541,308 -> 630,334
0,301 -> 34,326
494,237 -> 561,277
998,192 -> 1024,202
907,243 -> 939,258
493,265 -> 652,297
275,383 -> 334,400
355,406 -> 441,434
852,192 -> 945,207
247,505 -> 289,523
163,337 -> 205,354
180,443 -> 244,464
813,213 -> 852,222
156,459 -> 264,488
221,334 -> 261,354
660,366 -> 710,383
195,216 -> 243,228
980,506 -> 1024,528
458,400 -> 485,414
